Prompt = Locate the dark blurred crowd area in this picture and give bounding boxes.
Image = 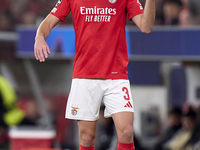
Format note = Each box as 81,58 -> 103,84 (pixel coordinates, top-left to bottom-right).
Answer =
0,73 -> 72,149
151,104 -> 200,150
0,0 -> 72,31
141,0 -> 200,26
1,0 -> 200,31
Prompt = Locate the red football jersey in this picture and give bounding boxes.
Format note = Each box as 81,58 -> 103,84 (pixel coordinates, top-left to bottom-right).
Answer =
50,0 -> 143,79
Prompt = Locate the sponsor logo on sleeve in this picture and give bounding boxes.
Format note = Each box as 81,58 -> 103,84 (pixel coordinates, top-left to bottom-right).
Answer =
137,0 -> 143,10
56,0 -> 62,6
51,8 -> 57,13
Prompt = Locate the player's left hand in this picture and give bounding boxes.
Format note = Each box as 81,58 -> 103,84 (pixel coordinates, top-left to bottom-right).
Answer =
34,36 -> 50,62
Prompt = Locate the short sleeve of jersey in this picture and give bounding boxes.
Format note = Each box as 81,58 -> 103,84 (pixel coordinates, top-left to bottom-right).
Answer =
50,0 -> 70,22
126,0 -> 144,21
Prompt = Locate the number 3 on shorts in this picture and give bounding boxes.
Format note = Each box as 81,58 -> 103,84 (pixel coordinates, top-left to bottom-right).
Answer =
122,87 -> 130,100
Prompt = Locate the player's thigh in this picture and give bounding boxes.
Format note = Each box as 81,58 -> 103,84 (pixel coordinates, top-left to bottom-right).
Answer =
112,112 -> 134,140
78,120 -> 97,139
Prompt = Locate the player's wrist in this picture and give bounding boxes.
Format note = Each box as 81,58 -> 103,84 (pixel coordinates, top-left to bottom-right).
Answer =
35,35 -> 45,41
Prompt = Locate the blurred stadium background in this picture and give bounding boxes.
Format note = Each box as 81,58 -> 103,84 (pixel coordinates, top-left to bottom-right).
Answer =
1,0 -> 200,150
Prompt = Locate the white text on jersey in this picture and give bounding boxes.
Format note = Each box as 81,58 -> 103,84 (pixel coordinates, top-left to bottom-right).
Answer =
80,6 -> 116,22
80,6 -> 116,15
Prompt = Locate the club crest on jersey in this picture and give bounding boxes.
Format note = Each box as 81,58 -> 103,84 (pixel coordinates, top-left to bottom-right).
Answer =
71,105 -> 79,115
109,0 -> 116,3
56,0 -> 62,6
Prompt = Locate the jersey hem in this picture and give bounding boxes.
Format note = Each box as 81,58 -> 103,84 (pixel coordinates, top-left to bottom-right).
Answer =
72,77 -> 129,80
72,75 -> 129,80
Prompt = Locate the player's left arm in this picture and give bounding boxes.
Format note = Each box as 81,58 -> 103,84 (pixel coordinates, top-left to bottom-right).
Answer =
132,0 -> 155,34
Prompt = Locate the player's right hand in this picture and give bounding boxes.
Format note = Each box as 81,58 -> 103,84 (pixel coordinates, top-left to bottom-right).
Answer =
34,36 -> 50,62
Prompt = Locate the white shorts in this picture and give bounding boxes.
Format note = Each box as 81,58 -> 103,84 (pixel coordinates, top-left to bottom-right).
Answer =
65,79 -> 134,121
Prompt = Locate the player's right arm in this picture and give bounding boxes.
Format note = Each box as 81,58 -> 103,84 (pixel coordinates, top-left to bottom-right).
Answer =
34,14 -> 60,62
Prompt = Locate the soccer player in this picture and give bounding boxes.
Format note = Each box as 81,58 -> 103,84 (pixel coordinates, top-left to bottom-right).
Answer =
34,0 -> 155,149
